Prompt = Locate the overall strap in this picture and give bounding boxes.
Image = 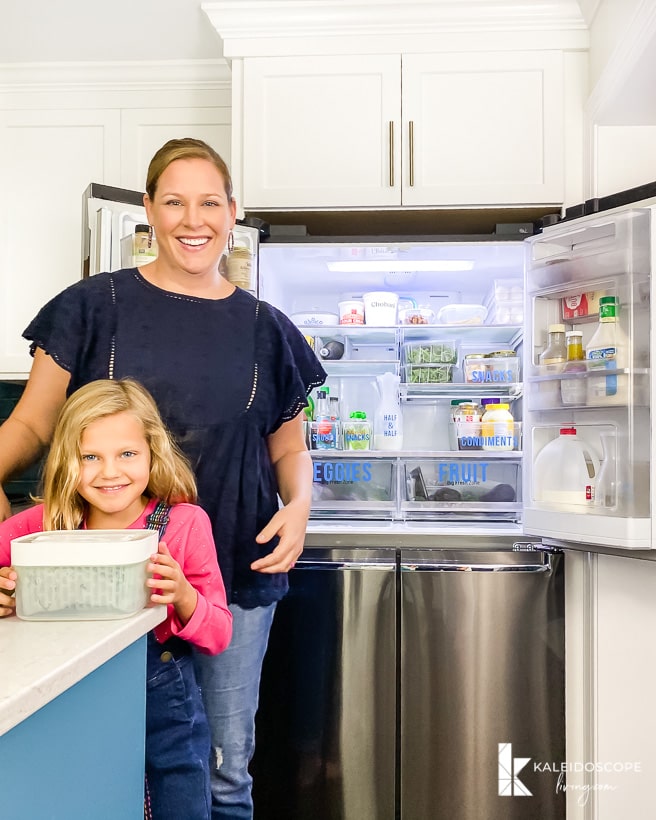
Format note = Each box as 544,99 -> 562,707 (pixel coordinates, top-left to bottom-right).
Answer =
145,500 -> 171,539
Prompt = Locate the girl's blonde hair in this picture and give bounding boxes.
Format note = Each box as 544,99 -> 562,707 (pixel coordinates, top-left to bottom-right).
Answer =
40,379 -> 197,531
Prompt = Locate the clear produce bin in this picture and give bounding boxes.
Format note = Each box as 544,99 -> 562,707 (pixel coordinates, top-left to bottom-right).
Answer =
11,530 -> 156,621
310,455 -> 397,518
403,458 -> 522,520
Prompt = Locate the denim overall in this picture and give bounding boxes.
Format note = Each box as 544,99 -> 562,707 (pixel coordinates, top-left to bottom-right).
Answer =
144,502 -> 211,820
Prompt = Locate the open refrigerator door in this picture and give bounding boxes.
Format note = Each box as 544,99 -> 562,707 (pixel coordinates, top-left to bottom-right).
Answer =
523,206 -> 653,549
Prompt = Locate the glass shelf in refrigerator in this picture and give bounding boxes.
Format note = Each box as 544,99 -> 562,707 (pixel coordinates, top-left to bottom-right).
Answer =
321,361 -> 401,377
401,382 -> 524,399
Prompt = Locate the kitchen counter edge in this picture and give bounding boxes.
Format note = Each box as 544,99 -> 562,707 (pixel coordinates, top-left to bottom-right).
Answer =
0,605 -> 166,736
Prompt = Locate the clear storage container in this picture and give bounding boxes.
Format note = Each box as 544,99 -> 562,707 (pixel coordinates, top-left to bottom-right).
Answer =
402,364 -> 455,384
463,355 -> 520,384
11,530 -> 157,621
402,340 -> 458,365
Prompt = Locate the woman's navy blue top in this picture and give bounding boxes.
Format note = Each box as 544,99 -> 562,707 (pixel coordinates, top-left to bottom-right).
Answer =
24,269 -> 326,607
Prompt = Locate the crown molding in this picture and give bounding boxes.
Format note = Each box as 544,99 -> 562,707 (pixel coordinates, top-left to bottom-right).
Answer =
0,59 -> 231,92
203,0 -> 588,52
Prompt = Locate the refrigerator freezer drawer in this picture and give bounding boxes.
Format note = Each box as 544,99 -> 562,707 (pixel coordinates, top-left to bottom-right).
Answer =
400,550 -> 565,819
251,552 -> 397,820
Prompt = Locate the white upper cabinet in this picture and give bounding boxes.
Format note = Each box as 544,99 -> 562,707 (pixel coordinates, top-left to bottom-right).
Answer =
401,51 -> 564,207
242,55 -> 402,209
240,50 -> 564,210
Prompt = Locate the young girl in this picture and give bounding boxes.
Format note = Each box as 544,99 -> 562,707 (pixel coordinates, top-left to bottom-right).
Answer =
0,378 -> 232,820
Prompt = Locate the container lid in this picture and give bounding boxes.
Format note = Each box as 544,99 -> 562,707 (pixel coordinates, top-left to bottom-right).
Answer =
484,403 -> 510,411
599,296 -> 618,305
566,330 -> 583,337
135,224 -> 150,233
485,350 -> 516,358
559,427 -> 577,435
548,324 -> 566,332
11,529 -> 157,566
349,411 -> 367,419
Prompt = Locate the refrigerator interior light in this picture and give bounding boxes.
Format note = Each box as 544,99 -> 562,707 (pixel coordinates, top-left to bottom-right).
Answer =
326,260 -> 475,272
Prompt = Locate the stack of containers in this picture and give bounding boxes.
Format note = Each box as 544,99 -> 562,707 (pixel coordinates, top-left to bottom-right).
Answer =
401,339 -> 458,384
485,278 -> 524,325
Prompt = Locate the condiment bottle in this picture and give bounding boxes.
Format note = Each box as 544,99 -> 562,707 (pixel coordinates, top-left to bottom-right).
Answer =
481,403 -> 514,451
133,224 -> 157,266
560,330 -> 587,406
586,296 -> 628,405
226,243 -> 254,292
539,324 -> 567,367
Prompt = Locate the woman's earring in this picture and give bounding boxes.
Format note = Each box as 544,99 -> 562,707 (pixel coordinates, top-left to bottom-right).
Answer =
148,226 -> 154,249
228,230 -> 235,253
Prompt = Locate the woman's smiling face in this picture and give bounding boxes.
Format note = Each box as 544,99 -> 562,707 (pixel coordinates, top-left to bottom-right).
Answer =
144,157 -> 236,279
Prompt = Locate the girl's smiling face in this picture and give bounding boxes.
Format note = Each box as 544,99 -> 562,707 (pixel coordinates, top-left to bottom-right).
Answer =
77,411 -> 151,529
144,157 -> 237,281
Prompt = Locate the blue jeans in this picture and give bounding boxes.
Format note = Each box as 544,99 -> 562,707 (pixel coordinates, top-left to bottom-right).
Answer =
194,602 -> 277,820
145,633 -> 212,820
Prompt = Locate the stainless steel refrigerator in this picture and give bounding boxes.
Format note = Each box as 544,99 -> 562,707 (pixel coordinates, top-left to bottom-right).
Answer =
252,542 -> 564,820
251,226 -> 567,819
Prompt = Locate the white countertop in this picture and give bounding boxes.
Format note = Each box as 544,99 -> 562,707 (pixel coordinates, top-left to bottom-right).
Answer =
0,606 -> 166,736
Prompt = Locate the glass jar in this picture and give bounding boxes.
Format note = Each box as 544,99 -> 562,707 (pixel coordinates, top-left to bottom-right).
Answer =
453,402 -> 482,451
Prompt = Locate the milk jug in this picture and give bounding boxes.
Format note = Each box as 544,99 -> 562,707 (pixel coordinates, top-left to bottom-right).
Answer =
374,372 -> 403,450
533,426 -> 599,507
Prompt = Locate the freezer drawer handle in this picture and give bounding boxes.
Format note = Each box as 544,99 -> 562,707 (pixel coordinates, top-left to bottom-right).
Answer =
400,559 -> 551,573
295,560 -> 396,571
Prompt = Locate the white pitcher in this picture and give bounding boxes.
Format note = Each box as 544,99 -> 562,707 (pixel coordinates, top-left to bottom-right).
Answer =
374,372 -> 403,450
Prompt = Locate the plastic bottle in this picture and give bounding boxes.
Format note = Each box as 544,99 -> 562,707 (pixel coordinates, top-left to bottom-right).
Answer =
560,330 -> 587,406
374,372 -> 403,450
481,403 -> 514,451
226,242 -> 254,292
586,296 -> 628,405
133,224 -> 157,266
538,323 -> 567,407
539,324 -> 567,367
595,432 -> 617,509
533,427 -> 599,507
313,390 -> 338,450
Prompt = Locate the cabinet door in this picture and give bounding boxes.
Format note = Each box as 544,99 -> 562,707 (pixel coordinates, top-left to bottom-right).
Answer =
120,106 -> 232,191
402,51 -> 564,206
242,55 -> 401,209
0,109 -> 121,377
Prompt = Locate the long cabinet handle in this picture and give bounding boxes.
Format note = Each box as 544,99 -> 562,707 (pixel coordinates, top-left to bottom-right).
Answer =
389,121 -> 395,187
409,120 -> 415,187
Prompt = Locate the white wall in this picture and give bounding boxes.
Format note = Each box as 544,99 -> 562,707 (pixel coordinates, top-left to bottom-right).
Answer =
0,0 -> 223,63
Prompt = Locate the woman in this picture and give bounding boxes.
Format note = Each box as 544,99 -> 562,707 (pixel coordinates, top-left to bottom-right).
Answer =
0,138 -> 326,819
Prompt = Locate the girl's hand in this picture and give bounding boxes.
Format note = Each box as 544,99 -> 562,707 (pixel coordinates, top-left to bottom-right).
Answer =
147,541 -> 197,626
0,566 -> 17,617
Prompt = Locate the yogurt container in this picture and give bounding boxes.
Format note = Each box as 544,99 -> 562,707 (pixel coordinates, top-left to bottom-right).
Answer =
363,292 -> 398,326
338,300 -> 365,325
